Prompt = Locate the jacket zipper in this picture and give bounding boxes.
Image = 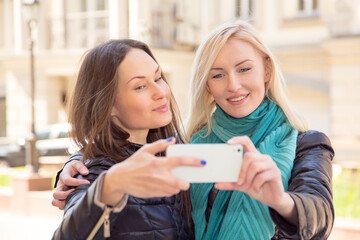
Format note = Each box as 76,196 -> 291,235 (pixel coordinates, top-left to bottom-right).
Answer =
86,206 -> 112,240
103,207 -> 111,238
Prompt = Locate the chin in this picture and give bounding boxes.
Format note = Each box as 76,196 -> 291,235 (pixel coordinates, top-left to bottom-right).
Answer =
152,121 -> 171,129
227,109 -> 252,118
157,116 -> 173,128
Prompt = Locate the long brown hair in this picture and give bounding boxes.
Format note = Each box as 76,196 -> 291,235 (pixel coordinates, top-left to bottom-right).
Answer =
68,39 -> 192,226
69,39 -> 184,161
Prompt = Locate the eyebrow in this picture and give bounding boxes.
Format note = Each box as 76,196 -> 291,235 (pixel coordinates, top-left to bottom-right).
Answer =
210,59 -> 251,71
127,65 -> 160,84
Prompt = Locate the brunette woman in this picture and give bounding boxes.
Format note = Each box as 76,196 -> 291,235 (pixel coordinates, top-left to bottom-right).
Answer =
52,39 -> 204,240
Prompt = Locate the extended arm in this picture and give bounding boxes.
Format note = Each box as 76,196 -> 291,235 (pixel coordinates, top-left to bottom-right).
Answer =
269,130 -> 334,239
52,138 -> 205,239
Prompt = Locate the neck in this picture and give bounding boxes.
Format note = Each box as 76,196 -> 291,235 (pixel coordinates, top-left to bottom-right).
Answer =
127,130 -> 149,145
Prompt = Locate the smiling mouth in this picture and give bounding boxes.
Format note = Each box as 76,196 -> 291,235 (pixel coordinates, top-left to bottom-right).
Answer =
227,94 -> 249,102
153,103 -> 168,112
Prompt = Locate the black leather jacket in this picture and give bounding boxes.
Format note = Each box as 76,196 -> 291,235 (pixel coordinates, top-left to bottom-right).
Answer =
205,130 -> 334,240
52,144 -> 193,240
271,130 -> 334,239
53,130 -> 334,240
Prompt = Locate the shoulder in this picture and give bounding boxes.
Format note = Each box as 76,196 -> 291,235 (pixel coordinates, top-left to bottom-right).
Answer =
190,126 -> 208,143
293,130 -> 335,177
83,157 -> 117,169
190,126 -> 221,144
296,130 -> 334,156
68,151 -> 117,169
68,151 -> 83,161
71,153 -> 117,183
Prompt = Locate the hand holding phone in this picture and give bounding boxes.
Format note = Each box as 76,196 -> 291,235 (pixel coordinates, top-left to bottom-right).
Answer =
166,144 -> 243,183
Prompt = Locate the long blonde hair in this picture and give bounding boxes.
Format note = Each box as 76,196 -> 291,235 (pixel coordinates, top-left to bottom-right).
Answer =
185,20 -> 308,141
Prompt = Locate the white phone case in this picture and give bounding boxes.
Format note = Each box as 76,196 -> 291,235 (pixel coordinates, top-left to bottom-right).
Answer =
166,144 -> 243,183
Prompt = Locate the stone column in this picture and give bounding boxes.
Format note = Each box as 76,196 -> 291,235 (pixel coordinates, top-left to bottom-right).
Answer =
323,37 -> 360,167
109,0 -> 129,39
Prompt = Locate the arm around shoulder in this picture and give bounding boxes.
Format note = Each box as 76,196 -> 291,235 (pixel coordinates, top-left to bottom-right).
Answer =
52,160 -> 128,240
270,130 -> 335,239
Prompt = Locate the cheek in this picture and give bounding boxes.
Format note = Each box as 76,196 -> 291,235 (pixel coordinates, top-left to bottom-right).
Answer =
254,78 -> 266,94
207,81 -> 219,97
165,84 -> 171,98
113,94 -> 143,118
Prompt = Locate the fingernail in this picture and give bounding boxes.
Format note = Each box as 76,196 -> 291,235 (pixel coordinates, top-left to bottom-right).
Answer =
166,136 -> 175,142
200,160 -> 207,165
81,169 -> 87,174
238,178 -> 244,185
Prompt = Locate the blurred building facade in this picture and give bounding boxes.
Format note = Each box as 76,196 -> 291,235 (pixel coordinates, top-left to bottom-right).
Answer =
0,0 -> 359,164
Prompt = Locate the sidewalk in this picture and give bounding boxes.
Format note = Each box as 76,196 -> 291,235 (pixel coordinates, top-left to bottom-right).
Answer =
0,187 -> 63,240
0,209 -> 62,240
328,217 -> 360,239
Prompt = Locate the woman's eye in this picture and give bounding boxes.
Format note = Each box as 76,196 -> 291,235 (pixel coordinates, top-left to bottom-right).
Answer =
135,85 -> 145,90
212,74 -> 224,79
239,67 -> 251,73
155,76 -> 163,82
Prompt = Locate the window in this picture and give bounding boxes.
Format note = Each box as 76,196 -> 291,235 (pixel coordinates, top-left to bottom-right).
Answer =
0,1 -> 4,49
151,0 -> 200,49
151,2 -> 174,49
282,0 -> 320,21
172,0 -> 200,48
297,0 -> 318,17
235,0 -> 254,21
65,0 -> 109,48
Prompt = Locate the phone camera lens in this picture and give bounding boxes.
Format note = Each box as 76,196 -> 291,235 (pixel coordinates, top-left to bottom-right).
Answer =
237,149 -> 241,152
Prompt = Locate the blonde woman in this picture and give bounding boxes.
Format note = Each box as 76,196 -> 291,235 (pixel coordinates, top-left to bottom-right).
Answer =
187,20 -> 334,239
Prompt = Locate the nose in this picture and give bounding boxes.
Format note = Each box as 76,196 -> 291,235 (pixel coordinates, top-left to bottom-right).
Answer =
227,73 -> 242,92
152,82 -> 168,100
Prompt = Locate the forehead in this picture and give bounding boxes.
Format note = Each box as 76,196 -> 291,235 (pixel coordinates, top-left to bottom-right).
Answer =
117,48 -> 158,83
213,38 -> 261,65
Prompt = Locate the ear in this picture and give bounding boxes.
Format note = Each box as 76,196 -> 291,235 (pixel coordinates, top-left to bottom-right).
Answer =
205,80 -> 211,93
264,57 -> 272,83
111,106 -> 118,117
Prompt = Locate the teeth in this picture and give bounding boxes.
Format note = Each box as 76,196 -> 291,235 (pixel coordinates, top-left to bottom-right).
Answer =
228,95 -> 247,102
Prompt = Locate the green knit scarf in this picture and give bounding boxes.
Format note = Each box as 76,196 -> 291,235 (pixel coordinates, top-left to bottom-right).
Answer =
190,99 -> 298,240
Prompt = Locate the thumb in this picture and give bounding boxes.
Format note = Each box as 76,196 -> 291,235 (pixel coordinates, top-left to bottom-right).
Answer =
140,136 -> 176,155
72,160 -> 89,175
228,135 -> 257,153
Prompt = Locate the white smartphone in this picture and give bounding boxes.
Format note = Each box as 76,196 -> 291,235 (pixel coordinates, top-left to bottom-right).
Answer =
166,144 -> 243,183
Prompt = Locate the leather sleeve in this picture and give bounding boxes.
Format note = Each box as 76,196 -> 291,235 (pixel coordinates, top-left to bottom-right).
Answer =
270,130 -> 335,240
52,159 -> 127,240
